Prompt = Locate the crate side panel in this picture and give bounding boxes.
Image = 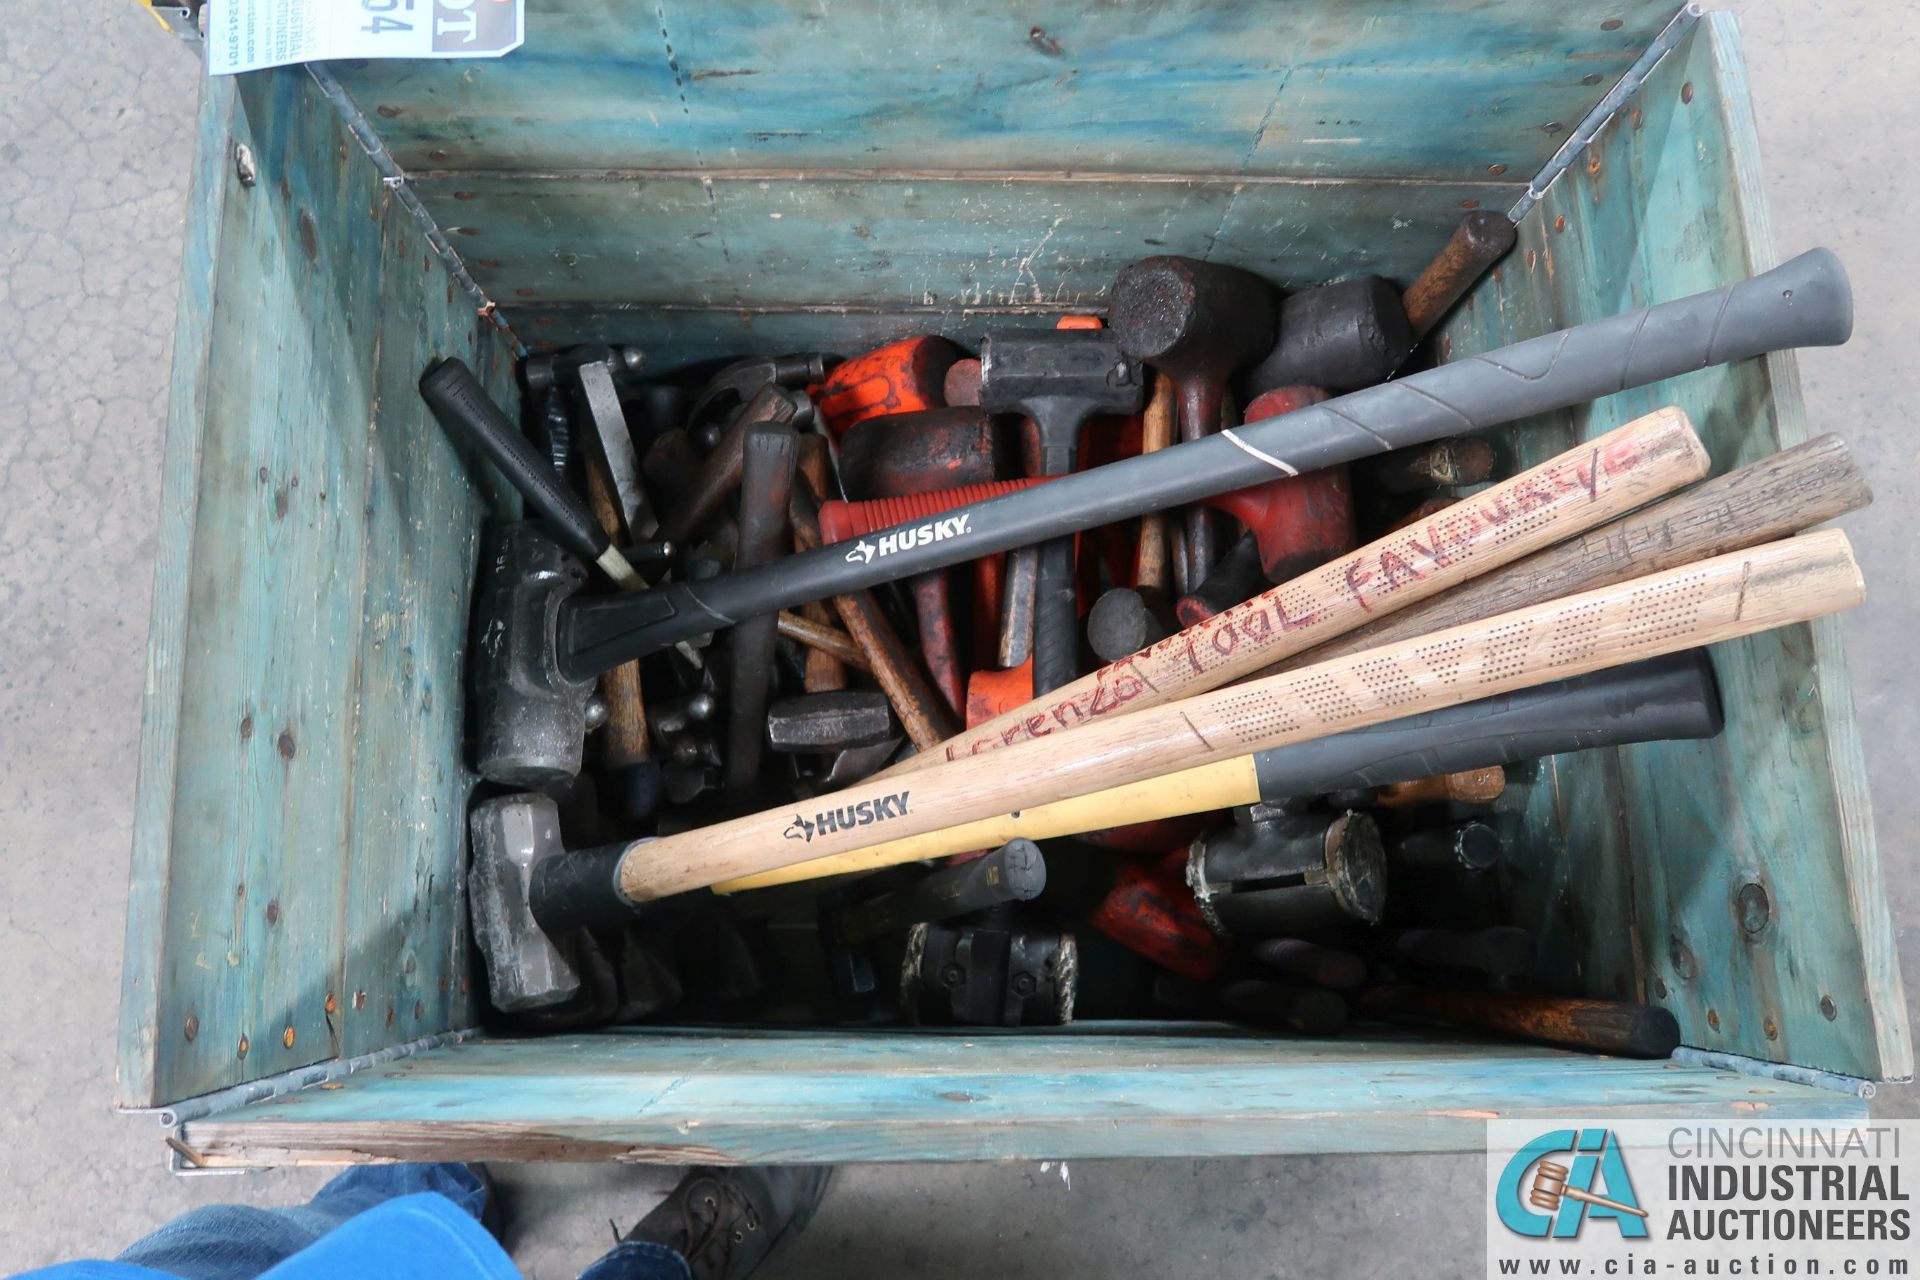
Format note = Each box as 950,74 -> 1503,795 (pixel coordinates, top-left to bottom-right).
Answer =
181,1031 -> 1863,1166
121,76 -> 242,1109
329,0 -> 1675,181
333,211 -> 515,1057
1436,19 -> 1907,1080
430,172 -> 1519,317
139,68 -> 391,1102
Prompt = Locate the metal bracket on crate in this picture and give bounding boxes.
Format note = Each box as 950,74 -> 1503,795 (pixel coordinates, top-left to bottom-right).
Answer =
118,1027 -> 483,1177
1509,3 -> 1705,225
1670,1046 -> 1880,1099
141,1 -> 206,48
302,63 -> 525,355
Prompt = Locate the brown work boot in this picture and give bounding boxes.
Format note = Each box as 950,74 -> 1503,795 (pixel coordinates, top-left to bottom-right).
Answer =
623,1166 -> 832,1279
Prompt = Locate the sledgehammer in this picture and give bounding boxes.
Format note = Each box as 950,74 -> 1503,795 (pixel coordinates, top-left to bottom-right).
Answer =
467,251 -> 1853,786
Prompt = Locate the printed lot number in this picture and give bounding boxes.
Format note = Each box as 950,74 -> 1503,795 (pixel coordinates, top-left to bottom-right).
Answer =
362,0 -> 415,35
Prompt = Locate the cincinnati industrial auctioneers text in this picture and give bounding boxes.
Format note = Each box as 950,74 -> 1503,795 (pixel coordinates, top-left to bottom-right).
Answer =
1663,1126 -> 1909,1243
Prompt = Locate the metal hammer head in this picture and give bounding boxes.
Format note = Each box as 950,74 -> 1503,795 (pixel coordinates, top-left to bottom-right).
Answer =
523,343 -> 645,396
978,330 -> 1144,472
469,792 -> 661,1013
687,352 -> 831,437
978,330 -> 1144,418
469,792 -> 581,1012
470,523 -> 599,789
1187,805 -> 1387,939
1107,256 -> 1278,383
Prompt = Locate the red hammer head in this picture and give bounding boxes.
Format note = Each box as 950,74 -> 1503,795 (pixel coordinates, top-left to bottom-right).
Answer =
1200,384 -> 1356,584
1090,850 -> 1229,981
837,407 -> 1012,500
814,337 -> 966,439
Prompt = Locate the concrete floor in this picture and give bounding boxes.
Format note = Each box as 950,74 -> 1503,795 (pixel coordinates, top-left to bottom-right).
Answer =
0,3 -> 1911,1275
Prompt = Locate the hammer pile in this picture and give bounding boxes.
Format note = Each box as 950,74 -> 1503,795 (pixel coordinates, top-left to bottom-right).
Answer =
421,228 -> 1870,1053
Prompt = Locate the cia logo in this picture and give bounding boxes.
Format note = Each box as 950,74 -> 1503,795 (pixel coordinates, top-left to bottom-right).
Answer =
844,540 -> 877,565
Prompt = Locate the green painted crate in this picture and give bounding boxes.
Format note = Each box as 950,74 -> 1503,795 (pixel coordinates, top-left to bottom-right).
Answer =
121,1 -> 1909,1167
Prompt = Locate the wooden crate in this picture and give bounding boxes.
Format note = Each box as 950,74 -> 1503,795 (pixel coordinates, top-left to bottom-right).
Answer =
121,1 -> 1909,1165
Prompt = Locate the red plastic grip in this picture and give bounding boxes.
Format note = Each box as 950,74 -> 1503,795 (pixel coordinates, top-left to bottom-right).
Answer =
817,477 -> 1051,544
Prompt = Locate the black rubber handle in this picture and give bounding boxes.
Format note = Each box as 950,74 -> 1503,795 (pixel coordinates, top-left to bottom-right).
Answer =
1251,648 -> 1723,799
558,250 -> 1852,677
528,841 -> 695,933
421,357 -> 609,564
1031,535 -> 1079,695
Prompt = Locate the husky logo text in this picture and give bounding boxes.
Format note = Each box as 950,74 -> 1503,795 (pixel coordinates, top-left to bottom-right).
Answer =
841,514 -> 972,565
784,791 -> 912,842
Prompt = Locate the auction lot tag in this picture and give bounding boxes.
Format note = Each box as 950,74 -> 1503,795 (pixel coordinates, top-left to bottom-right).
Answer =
208,0 -> 524,75
1487,1119 -> 1914,1278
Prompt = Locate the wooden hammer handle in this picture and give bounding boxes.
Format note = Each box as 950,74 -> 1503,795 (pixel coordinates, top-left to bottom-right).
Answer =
790,438 -> 960,750
618,529 -> 1864,901
1402,210 -> 1519,341
889,407 -> 1708,776
1263,432 -> 1870,675
1358,987 -> 1681,1057
582,454 -> 650,767
1133,370 -> 1178,593
779,611 -> 869,672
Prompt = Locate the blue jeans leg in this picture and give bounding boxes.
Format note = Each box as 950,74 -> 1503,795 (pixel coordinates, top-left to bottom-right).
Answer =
113,1163 -> 491,1280
577,1241 -> 694,1280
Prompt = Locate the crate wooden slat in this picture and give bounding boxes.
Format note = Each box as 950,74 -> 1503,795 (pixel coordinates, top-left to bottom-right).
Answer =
180,1029 -> 1865,1166
327,0 -> 1678,179
120,69 -> 515,1107
1437,14 -> 1910,1083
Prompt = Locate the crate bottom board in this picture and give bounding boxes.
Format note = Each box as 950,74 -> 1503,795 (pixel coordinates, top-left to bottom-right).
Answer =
178,1025 -> 1862,1166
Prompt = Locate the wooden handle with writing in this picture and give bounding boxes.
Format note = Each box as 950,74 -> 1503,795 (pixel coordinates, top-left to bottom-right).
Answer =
620,530 -> 1863,901
886,407 -> 1709,777
1260,432 -> 1870,675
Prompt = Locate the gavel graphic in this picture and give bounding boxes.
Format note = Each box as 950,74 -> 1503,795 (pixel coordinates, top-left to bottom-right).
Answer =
1528,1162 -> 1649,1219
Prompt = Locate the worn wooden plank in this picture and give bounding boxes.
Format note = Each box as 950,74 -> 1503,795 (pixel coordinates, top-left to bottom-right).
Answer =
181,1030 -> 1863,1166
1611,16 -> 1906,1082
132,69 -> 390,1102
328,0 -> 1675,180
122,67 -> 519,1106
427,171 -> 1515,323
333,204 -> 513,1060
1432,17 -> 1909,1080
120,75 -> 242,1110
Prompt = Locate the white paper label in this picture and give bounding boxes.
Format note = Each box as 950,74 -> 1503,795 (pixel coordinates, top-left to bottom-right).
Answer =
208,0 -> 524,76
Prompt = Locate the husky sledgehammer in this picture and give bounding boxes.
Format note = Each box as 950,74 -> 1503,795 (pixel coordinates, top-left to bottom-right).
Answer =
477,530 -> 1861,936
458,251 -> 1851,784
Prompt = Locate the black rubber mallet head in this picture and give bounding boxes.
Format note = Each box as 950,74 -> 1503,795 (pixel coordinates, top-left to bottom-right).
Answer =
1108,256 -> 1277,582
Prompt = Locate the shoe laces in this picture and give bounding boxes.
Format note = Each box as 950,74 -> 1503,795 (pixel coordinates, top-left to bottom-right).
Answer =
680,1174 -> 763,1265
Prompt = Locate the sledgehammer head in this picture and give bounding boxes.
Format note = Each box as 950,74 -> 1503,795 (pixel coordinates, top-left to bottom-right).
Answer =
1107,256 -> 1277,385
469,793 -> 581,1012
470,522 -> 597,789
